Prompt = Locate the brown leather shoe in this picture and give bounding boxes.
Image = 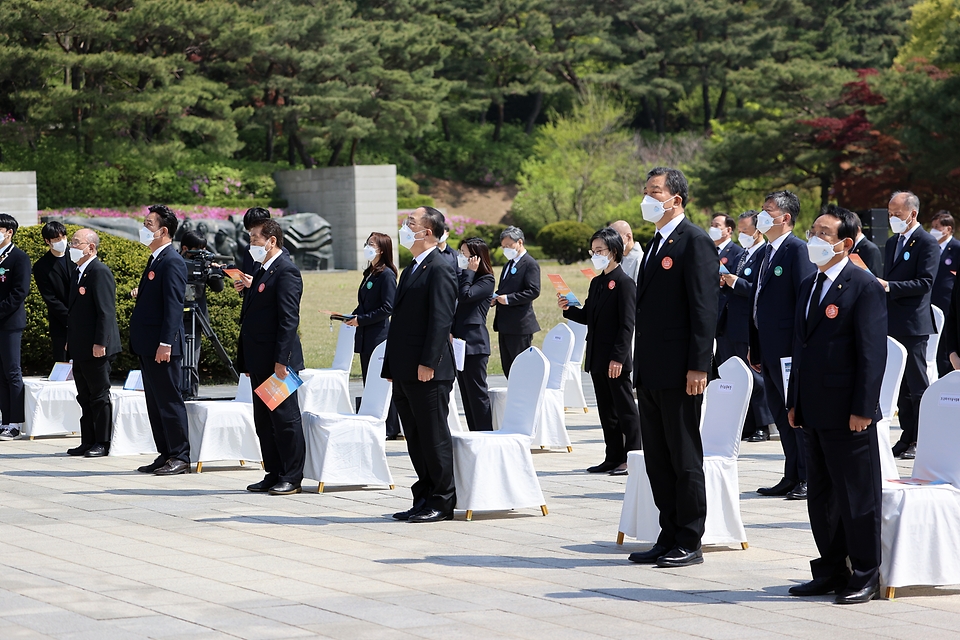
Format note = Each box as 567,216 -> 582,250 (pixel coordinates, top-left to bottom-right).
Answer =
154,459 -> 190,475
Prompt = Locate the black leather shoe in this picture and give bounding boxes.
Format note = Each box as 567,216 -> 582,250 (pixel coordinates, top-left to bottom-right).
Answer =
67,443 -> 93,456
154,459 -> 190,476
247,477 -> 279,492
900,444 -> 916,460
789,575 -> 849,596
747,430 -> 770,442
628,544 -> 670,564
83,444 -> 108,458
656,547 -> 703,568
609,466 -> 628,476
137,458 -> 165,473
892,441 -> 909,458
407,508 -> 454,523
835,581 -> 880,604
786,481 -> 807,500
758,477 -> 797,496
587,460 -> 619,474
393,503 -> 426,520
268,482 -> 302,495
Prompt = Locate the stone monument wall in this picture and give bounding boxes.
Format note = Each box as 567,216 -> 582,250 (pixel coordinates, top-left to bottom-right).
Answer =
0,172 -> 39,227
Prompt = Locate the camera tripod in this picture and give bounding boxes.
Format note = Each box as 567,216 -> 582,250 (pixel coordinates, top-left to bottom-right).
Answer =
182,301 -> 240,400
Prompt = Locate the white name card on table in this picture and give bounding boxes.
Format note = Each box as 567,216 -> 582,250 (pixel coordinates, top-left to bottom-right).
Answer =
452,338 -> 466,372
940,394 -> 960,407
48,362 -> 74,381
123,370 -> 145,391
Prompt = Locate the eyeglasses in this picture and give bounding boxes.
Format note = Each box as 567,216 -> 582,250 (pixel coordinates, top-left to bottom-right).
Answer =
588,248 -> 611,257
804,229 -> 836,241
69,241 -> 90,248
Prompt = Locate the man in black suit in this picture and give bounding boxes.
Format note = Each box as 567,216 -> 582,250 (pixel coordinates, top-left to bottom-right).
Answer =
711,213 -> 743,361
0,214 -> 31,441
436,221 -> 459,273
751,191 -> 817,500
492,226 -> 541,377
129,205 -> 191,475
851,215 -> 883,277
383,206 -> 458,523
942,266 -> 960,373
786,205 -> 887,604
718,211 -> 774,441
628,167 -> 717,568
879,191 -> 939,461
233,207 -> 292,295
237,219 -> 306,495
65,229 -> 122,458
33,221 -> 75,363
930,211 -> 960,377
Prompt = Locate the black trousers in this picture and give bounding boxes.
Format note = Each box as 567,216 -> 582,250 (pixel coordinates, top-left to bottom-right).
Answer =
498,333 -> 532,378
803,425 -> 882,592
716,337 -> 773,436
762,363 -> 806,482
50,322 -> 68,363
891,334 -> 929,447
0,329 -> 24,425
590,368 -> 641,463
74,355 -> 114,446
937,338 -> 954,379
360,346 -> 401,437
249,368 -> 305,485
457,354 -> 493,431
393,378 -> 456,513
139,355 -> 190,464
637,385 -> 706,551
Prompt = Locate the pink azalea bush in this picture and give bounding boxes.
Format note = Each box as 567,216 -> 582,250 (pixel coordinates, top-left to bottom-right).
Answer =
42,206 -> 288,221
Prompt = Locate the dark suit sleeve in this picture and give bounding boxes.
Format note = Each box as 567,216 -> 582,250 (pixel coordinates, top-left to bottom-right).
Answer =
786,277 -> 813,415
274,266 -> 303,366
33,259 -> 70,325
731,273 -> 753,297
612,271 -> 636,364
888,237 -> 938,299
943,281 -> 959,361
421,263 -> 457,370
506,258 -> 541,306
459,270 -> 494,304
159,257 -> 187,346
0,253 -> 30,322
355,271 -> 396,326
92,266 -> 117,347
686,233 -> 720,372
853,279 -> 888,418
861,242 -> 883,277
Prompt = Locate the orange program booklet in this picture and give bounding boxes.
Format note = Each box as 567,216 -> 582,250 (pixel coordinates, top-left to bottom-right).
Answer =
254,368 -> 304,411
848,254 -> 870,271
548,274 -> 582,307
580,268 -> 597,280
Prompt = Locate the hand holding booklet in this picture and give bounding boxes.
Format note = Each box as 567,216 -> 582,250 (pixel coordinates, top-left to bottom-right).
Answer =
254,367 -> 304,411
548,274 -> 581,307
319,309 -> 356,322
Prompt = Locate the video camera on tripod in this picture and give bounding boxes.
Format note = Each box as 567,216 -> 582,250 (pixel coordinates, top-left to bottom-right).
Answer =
182,248 -> 221,303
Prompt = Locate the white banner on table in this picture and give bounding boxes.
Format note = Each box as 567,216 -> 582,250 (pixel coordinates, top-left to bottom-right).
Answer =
123,370 -> 145,391
49,362 -> 73,381
452,338 -> 466,372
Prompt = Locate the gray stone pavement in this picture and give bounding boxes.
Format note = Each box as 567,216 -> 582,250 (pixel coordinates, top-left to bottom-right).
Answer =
1,375 -> 958,639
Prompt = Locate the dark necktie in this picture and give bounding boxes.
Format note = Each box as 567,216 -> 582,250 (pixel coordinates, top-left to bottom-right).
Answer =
645,233 -> 662,270
808,272 -> 827,319
145,255 -> 154,273
895,234 -> 906,261
753,244 -> 774,323
735,248 -> 750,275
503,259 -> 514,279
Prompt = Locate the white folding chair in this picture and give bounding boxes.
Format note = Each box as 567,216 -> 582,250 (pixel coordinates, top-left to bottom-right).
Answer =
186,375 -> 262,472
927,305 -> 945,383
881,371 -> 960,599
298,323 -> 355,415
876,337 -> 908,481
563,321 -> 589,412
451,347 -> 550,520
618,357 -> 753,549
447,385 -> 464,432
302,341 -> 395,493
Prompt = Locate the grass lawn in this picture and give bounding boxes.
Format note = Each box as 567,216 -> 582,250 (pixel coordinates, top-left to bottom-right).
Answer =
299,261 -> 593,377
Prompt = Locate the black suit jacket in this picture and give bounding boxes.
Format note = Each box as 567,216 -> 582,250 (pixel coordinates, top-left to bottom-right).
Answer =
68,258 -> 122,361
564,265 -> 636,374
718,243 -> 765,344
943,270 -> 960,364
453,270 -> 494,356
33,251 -> 75,330
0,246 -> 33,332
883,227 -> 939,336
352,267 -> 397,354
437,245 -> 460,274
382,248 -> 457,382
852,236 -> 883,277
716,241 -> 744,325
129,245 -> 187,358
932,237 -> 960,312
634,217 -> 718,390
493,252 -> 541,335
237,255 -> 305,375
787,261 -> 887,428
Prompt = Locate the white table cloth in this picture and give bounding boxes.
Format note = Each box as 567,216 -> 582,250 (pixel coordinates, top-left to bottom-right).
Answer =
22,377 -> 80,438
108,389 -> 158,456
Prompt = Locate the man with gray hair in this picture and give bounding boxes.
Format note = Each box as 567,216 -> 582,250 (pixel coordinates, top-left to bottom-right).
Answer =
611,220 -> 644,282
879,191 -> 939,460
492,226 -> 541,377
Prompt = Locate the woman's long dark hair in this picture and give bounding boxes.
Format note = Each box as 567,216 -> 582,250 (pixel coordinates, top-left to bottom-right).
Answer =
459,237 -> 493,278
363,232 -> 398,279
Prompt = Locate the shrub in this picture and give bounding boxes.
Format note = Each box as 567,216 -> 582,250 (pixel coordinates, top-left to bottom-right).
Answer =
397,175 -> 435,209
537,221 -> 594,264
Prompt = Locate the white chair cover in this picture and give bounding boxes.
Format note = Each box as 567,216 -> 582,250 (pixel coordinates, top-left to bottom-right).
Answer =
108,389 -> 158,456
451,348 -> 549,515
618,358 -> 753,547
185,377 -> 262,467
927,305 -> 945,383
881,371 -> 960,590
302,342 -> 394,490
877,338 -> 908,481
562,321 -> 588,412
447,385 -> 464,432
298,325 -> 355,415
22,378 -> 80,437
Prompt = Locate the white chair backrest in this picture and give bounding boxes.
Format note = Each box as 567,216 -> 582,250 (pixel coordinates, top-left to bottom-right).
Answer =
499,348 -> 549,436
332,324 -> 357,371
542,323 -> 575,390
358,342 -> 392,419
700,357 -> 753,459
880,337 -> 907,420
234,374 -> 253,403
913,371 -> 960,485
875,419 -> 900,481
927,305 -> 945,383
567,321 -> 588,363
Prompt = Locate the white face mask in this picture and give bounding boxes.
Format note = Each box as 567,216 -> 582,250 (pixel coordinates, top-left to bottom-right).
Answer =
69,247 -> 85,263
708,226 -> 724,242
502,246 -> 519,261
640,195 -> 672,224
249,244 -> 268,263
440,232 -> 449,244
889,215 -> 909,234
398,224 -> 417,250
457,254 -> 469,269
929,228 -> 945,243
738,232 -> 756,249
591,254 -> 610,271
806,236 -> 841,267
757,211 -> 778,234
52,239 -> 68,254
139,226 -> 157,246
363,245 -> 378,262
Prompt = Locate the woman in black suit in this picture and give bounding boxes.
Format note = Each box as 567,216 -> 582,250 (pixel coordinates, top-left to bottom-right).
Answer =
559,227 -> 641,475
346,232 -> 401,438
453,237 -> 496,431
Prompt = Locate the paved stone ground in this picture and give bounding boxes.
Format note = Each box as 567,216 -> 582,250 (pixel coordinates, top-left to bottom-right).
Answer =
1,375 -> 958,640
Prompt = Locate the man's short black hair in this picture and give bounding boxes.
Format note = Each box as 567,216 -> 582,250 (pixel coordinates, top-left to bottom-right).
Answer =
713,213 -> 736,233
646,166 -> 690,207
420,206 -> 445,240
933,210 -> 955,231
764,191 -> 800,226
243,207 -> 271,230
147,204 -> 179,239
260,219 -> 284,249
180,230 -> 208,251
0,213 -> 19,235
594,227 -> 624,263
818,204 -> 859,242
42,220 -> 67,240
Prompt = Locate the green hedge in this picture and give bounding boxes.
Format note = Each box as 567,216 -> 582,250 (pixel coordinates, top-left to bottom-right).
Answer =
537,221 -> 594,264
17,225 -> 241,380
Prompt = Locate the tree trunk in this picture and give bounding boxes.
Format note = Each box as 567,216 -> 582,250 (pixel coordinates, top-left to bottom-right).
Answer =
493,101 -> 504,141
265,122 -> 274,162
640,96 -> 656,131
525,91 -> 543,134
479,105 -> 487,125
820,174 -> 832,209
655,96 -> 665,134
349,138 -> 359,165
328,139 -> 344,166
701,73 -> 711,134
714,85 -> 728,121
441,116 -> 451,142
287,133 -> 296,166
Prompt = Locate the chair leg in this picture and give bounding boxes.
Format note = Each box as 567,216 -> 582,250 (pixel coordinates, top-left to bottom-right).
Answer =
616,532 -> 624,545
465,510 -> 473,521
388,484 -> 395,490
741,542 -> 749,550
29,436 -> 35,441
317,482 -> 324,493
566,446 -> 573,452
239,460 -> 245,466
196,462 -> 203,473
540,505 -> 548,516
885,587 -> 895,600
260,461 -> 264,470
583,408 -> 588,413
540,446 -> 545,450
